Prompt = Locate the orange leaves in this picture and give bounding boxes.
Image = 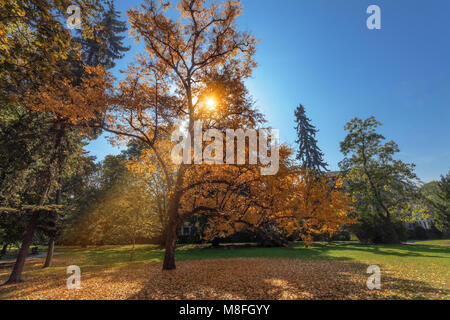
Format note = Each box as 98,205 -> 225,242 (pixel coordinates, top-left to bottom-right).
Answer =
29,65 -> 114,124
5,256 -> 447,300
201,165 -> 355,244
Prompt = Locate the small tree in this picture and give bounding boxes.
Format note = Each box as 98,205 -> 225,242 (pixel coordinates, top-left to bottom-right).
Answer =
109,177 -> 159,261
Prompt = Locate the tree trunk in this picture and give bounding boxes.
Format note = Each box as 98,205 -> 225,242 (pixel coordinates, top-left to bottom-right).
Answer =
3,211 -> 39,284
1,243 -> 7,255
130,237 -> 135,261
161,165 -> 186,271
0,243 -> 8,256
43,238 -> 55,268
162,216 -> 179,270
43,183 -> 61,268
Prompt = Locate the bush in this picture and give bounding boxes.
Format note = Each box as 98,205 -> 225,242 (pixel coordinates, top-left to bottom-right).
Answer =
407,224 -> 441,241
331,230 -> 351,241
427,225 -> 443,239
351,216 -> 407,244
408,225 -> 428,240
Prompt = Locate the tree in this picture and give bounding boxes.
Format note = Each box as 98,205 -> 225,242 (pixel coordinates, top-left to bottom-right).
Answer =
0,105 -> 75,280
19,0 -> 258,271
102,175 -> 160,260
1,117 -> 87,281
202,149 -> 354,247
0,0 -> 104,105
339,116 -> 425,244
77,0 -> 130,69
294,104 -> 328,173
88,0 -> 257,270
60,151 -> 164,249
423,171 -> 450,232
0,0 -> 128,283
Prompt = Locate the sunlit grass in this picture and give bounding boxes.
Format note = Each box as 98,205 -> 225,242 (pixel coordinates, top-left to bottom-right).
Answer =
410,239 -> 450,246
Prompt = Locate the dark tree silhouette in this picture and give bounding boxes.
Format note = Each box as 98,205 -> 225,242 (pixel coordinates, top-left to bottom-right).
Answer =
78,0 -> 130,69
294,104 -> 328,173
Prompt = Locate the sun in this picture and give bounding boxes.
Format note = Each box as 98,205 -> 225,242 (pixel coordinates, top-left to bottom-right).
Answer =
205,97 -> 217,111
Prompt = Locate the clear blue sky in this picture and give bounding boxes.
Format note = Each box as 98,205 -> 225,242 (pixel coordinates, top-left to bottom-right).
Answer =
86,0 -> 450,182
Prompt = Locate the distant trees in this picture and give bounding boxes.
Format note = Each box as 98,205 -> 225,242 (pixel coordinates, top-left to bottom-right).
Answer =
339,117 -> 424,243
423,171 -> 450,233
294,104 -> 328,173
61,150 -> 166,249
101,175 -> 160,261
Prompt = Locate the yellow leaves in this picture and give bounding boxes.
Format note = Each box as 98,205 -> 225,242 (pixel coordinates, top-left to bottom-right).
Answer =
197,163 -> 355,244
29,65 -> 114,124
11,7 -> 26,17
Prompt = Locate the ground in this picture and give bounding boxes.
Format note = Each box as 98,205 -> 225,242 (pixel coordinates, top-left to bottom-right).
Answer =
0,242 -> 448,300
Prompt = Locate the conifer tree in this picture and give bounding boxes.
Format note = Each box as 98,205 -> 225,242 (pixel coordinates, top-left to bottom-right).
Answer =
294,104 -> 328,172
79,0 -> 130,69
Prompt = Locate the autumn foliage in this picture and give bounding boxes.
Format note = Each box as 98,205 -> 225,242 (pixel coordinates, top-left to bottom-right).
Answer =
1,0 -> 355,277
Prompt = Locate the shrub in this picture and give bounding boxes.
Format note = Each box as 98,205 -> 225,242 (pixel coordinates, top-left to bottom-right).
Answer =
331,230 -> 351,241
351,216 -> 407,244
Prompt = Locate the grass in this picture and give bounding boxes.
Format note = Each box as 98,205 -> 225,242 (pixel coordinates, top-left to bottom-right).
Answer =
56,241 -> 450,269
0,245 -> 47,260
410,239 -> 450,246
0,241 -> 448,299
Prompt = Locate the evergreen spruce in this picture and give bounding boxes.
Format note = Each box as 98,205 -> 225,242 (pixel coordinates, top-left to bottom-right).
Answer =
79,0 -> 130,69
294,104 -> 328,172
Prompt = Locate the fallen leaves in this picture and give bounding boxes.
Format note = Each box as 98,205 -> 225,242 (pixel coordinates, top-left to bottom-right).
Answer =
1,256 -> 447,300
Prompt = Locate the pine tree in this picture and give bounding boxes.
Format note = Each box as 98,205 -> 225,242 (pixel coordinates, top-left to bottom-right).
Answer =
79,0 -> 130,69
294,104 -> 328,172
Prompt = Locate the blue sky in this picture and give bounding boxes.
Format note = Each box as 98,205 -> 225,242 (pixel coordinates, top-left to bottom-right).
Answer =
85,0 -> 450,182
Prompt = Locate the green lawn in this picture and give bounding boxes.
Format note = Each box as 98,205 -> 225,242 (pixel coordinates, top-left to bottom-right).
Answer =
56,241 -> 450,269
410,239 -> 450,246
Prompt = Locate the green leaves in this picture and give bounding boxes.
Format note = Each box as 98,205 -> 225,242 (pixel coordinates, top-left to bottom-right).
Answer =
340,117 -> 423,243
